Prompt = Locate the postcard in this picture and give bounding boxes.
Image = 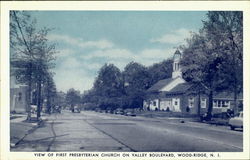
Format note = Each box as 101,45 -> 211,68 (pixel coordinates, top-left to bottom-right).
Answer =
1,1 -> 250,160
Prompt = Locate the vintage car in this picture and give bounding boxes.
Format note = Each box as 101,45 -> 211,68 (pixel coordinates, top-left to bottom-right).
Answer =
72,106 -> 81,113
124,109 -> 136,116
114,108 -> 124,115
228,111 -> 243,130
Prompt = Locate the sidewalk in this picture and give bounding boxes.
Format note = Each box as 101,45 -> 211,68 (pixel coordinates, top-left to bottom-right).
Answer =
10,113 -> 49,147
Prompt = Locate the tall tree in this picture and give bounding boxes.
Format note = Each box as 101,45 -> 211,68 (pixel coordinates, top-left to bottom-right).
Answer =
203,11 -> 243,114
43,73 -> 57,114
10,11 -> 35,120
180,32 -> 223,117
66,88 -> 81,112
123,62 -> 150,108
10,11 -> 57,120
92,63 -> 123,109
180,11 -> 243,116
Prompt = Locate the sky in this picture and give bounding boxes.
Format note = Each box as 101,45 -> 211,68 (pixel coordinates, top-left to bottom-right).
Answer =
29,11 -> 207,93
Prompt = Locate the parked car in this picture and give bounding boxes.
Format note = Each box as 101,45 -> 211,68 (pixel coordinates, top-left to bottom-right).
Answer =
124,109 -> 136,116
30,105 -> 37,114
114,108 -> 124,115
52,105 -> 62,113
72,106 -> 81,113
200,112 -> 212,121
95,108 -> 101,112
228,111 -> 243,130
105,107 -> 114,114
200,112 -> 231,121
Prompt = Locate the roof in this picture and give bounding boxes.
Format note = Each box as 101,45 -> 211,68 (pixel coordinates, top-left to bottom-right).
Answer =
168,83 -> 192,94
214,91 -> 243,100
147,78 -> 175,92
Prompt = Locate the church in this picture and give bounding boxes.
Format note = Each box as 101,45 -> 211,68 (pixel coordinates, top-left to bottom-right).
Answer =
143,50 -> 243,114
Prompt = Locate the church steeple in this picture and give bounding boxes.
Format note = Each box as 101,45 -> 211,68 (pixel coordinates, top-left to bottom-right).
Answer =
172,49 -> 182,79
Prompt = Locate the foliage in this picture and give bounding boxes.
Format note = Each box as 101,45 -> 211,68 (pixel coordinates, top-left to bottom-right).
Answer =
83,58 -> 173,110
66,88 -> 81,108
10,11 -> 57,119
123,62 -> 151,108
147,59 -> 173,86
93,64 -> 123,98
180,11 -> 243,115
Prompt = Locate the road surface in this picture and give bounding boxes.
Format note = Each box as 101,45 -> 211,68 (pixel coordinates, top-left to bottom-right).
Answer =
11,110 -> 243,152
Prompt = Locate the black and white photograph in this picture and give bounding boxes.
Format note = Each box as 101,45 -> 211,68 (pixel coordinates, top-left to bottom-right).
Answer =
1,1 -> 250,160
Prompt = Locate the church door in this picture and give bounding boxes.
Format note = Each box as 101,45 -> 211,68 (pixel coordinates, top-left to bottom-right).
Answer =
160,99 -> 172,111
172,98 -> 181,112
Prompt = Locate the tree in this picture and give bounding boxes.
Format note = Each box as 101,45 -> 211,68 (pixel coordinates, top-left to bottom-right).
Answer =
123,62 -> 151,109
203,11 -> 243,114
43,74 -> 57,113
10,11 -> 57,120
180,11 -> 243,116
10,11 -> 35,120
147,59 -> 173,87
66,88 -> 81,112
180,32 -> 223,117
92,64 -> 123,109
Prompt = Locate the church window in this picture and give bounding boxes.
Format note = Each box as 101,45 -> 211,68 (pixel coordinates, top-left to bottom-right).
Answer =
153,101 -> 157,106
201,98 -> 206,108
188,97 -> 194,108
175,101 -> 178,105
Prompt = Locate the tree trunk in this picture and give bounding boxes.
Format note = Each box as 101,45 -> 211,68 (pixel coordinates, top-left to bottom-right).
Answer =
233,87 -> 238,116
26,79 -> 32,121
46,90 -> 51,114
36,80 -> 42,120
26,62 -> 32,121
207,89 -> 213,118
197,91 -> 201,116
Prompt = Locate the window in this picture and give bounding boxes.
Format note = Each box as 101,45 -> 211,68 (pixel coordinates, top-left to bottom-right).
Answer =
213,100 -> 217,107
153,101 -> 157,106
213,100 -> 230,108
223,101 -> 230,107
175,101 -> 178,105
201,98 -> 206,108
188,97 -> 194,108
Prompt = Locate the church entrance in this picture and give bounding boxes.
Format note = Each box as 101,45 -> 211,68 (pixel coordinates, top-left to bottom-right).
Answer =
172,98 -> 181,112
160,99 -> 172,111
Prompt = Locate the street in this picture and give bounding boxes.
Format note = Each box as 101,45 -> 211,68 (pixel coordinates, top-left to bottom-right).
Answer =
11,110 -> 243,152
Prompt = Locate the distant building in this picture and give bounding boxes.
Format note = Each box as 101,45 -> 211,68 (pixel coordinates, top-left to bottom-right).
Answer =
143,50 -> 243,114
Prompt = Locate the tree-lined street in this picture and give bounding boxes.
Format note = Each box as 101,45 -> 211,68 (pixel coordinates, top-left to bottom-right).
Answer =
9,10 -> 244,154
11,110 -> 242,152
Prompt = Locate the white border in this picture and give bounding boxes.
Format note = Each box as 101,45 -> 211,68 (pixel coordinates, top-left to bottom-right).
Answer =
1,1 -> 250,160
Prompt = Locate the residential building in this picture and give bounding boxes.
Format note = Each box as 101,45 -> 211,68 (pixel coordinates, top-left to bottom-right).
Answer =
10,75 -> 29,113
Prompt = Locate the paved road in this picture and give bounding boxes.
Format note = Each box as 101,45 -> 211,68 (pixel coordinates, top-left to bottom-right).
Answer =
11,110 -> 243,152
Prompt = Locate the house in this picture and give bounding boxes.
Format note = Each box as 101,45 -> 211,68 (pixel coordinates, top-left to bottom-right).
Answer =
10,75 -> 29,113
143,50 -> 243,114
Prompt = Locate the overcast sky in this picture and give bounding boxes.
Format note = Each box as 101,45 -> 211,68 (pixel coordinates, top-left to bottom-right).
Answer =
30,11 -> 207,93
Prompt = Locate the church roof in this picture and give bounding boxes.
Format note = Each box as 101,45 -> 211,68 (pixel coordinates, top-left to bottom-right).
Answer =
147,78 -> 175,92
168,83 -> 192,94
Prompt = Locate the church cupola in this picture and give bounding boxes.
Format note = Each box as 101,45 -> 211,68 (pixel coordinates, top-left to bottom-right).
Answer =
172,49 -> 182,78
